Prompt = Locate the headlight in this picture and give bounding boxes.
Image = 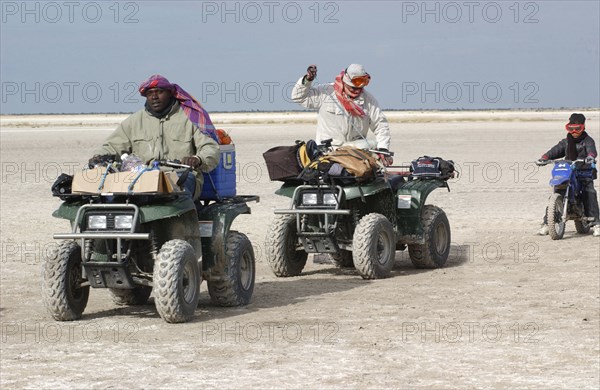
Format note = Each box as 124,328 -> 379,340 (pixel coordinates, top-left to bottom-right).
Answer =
114,215 -> 133,229
302,193 -> 318,205
87,215 -> 107,229
322,193 -> 338,206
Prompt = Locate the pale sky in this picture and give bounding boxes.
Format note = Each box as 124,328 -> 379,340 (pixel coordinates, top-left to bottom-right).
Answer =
1,0 -> 599,114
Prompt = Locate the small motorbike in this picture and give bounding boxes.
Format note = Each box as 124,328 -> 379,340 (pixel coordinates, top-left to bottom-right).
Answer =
536,158 -> 596,240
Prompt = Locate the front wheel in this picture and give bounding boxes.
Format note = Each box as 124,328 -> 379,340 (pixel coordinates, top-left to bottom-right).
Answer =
208,231 -> 255,306
43,241 -> 90,321
547,193 -> 566,240
153,240 -> 200,323
408,205 -> 451,269
266,214 -> 308,277
352,213 -> 396,279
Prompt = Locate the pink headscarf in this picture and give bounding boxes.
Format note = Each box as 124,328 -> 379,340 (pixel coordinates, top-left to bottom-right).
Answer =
333,71 -> 366,117
139,74 -> 217,141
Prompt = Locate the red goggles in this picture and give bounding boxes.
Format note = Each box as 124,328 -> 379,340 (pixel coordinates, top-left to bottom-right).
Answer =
565,123 -> 585,134
346,72 -> 371,88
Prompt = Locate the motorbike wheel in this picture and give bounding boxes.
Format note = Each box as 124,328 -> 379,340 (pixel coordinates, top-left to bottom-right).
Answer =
547,193 -> 566,240
266,214 -> 308,277
329,250 -> 354,268
208,231 -> 255,306
109,286 -> 152,306
575,219 -> 591,234
352,213 -> 395,279
408,205 -> 451,269
43,241 -> 90,321
153,239 -> 200,323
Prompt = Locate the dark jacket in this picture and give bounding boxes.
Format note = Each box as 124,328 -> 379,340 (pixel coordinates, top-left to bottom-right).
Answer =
543,132 -> 597,169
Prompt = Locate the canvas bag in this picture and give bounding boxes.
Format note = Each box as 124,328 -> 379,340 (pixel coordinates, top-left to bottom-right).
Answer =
315,146 -> 378,179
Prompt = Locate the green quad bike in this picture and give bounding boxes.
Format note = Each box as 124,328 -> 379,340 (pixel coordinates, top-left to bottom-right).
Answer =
44,161 -> 258,323
266,150 -> 454,280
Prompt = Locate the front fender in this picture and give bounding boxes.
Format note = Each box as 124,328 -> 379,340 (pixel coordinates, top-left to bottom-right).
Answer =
549,176 -> 570,186
52,197 -> 197,224
275,178 -> 391,201
342,178 -> 390,200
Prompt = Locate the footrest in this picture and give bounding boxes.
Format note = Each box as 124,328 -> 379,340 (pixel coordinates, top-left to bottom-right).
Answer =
83,261 -> 135,289
299,235 -> 339,253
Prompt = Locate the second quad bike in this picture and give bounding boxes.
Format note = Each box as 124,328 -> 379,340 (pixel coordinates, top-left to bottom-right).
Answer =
266,148 -> 455,280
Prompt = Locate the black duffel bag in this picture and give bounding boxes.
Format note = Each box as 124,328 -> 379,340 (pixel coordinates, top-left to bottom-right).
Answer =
410,156 -> 455,180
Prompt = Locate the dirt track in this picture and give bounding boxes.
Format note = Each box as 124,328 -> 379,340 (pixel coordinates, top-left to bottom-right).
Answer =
1,111 -> 599,389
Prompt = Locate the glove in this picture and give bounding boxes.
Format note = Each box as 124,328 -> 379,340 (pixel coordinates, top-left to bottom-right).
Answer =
585,156 -> 596,165
375,148 -> 394,167
536,158 -> 547,166
304,65 -> 317,82
181,155 -> 202,168
88,154 -> 116,168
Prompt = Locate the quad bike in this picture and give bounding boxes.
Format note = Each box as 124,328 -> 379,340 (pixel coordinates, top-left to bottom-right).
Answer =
536,158 -> 597,240
44,161 -> 258,323
265,144 -> 454,280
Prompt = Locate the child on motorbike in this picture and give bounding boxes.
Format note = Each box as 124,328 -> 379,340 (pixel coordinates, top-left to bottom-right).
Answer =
537,113 -> 599,237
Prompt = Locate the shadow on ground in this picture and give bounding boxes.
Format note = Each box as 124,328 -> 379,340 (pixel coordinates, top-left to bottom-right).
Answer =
80,244 -> 469,322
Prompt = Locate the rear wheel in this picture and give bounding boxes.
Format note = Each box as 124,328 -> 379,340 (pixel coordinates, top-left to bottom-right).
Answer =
352,213 -> 395,279
153,240 -> 200,323
547,193 -> 566,240
208,231 -> 255,306
109,286 -> 152,306
328,250 -> 354,268
408,205 -> 451,269
266,214 -> 308,277
575,219 -> 591,234
43,241 -> 89,321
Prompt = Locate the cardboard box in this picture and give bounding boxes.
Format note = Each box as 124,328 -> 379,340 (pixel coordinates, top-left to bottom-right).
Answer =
72,167 -> 108,194
200,144 -> 236,200
105,170 -> 179,193
72,168 -> 180,194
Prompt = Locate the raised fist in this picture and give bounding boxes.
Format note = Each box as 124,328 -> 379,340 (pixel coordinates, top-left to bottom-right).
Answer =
305,65 -> 317,82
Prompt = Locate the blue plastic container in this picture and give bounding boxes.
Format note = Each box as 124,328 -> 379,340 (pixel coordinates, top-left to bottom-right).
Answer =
200,144 -> 236,200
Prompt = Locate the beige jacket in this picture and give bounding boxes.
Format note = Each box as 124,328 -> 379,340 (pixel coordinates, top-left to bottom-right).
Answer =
97,102 -> 220,196
291,77 -> 391,150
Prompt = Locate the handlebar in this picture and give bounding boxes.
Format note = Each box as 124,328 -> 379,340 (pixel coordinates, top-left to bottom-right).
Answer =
536,158 -> 593,166
369,149 -> 395,157
159,160 -> 192,170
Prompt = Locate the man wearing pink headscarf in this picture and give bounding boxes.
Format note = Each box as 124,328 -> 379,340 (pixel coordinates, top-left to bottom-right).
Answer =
92,75 -> 220,199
